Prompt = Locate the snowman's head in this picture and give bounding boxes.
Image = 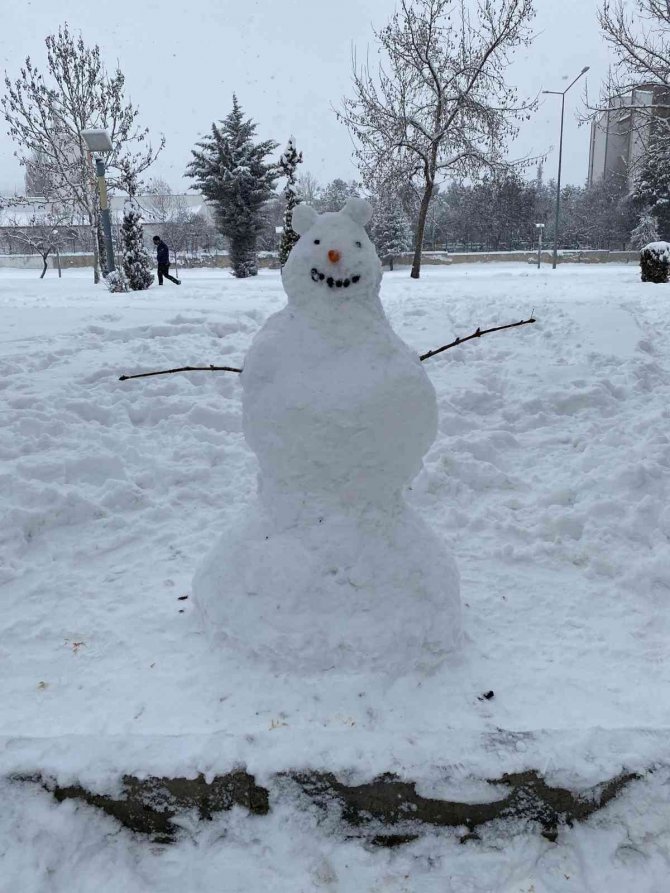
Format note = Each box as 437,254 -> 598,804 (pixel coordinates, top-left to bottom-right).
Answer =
282,198 -> 382,311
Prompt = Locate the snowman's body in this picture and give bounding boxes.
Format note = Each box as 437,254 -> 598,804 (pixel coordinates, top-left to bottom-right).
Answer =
194,200 -> 461,673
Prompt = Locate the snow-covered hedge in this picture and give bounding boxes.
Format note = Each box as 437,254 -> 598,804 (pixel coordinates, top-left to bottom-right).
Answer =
105,270 -> 130,293
640,241 -> 670,283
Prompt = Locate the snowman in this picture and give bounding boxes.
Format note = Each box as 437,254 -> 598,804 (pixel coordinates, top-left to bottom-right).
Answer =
193,198 -> 461,673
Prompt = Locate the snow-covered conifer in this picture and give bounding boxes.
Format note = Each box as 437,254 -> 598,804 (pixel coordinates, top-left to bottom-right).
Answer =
317,179 -> 360,213
278,136 -> 303,267
120,209 -> 154,290
632,129 -> 670,239
630,211 -> 660,249
186,96 -> 278,278
373,200 -> 412,270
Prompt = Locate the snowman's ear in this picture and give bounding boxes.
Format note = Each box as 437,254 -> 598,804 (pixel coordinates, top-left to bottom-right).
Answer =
341,197 -> 373,227
292,204 -> 318,235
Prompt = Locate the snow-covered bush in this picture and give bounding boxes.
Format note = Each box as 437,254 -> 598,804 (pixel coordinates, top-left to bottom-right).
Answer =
640,242 -> 670,283
106,269 -> 130,293
121,210 -> 154,290
630,212 -> 660,250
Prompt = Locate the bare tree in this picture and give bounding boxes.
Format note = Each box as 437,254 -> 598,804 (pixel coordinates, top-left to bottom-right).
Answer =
6,206 -> 75,278
142,179 -> 219,261
143,177 -> 187,223
164,210 -> 195,272
599,1 -> 670,98
339,0 -> 536,278
2,23 -> 163,283
590,2 -> 670,163
143,178 -> 192,272
24,149 -> 53,196
296,172 -> 322,206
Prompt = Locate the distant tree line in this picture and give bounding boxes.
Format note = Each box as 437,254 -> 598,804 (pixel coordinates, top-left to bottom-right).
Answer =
416,168 -> 639,253
4,6 -> 669,283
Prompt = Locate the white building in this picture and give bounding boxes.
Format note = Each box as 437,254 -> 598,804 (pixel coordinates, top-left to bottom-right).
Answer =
0,193 -> 215,256
588,86 -> 665,186
109,193 -> 212,227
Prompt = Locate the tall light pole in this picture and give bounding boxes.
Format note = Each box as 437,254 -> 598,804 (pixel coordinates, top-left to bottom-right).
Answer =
543,66 -> 590,270
81,129 -> 115,275
52,228 -> 62,278
535,222 -> 545,268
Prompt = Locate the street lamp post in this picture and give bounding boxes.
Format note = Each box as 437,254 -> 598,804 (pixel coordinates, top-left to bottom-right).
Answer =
543,67 -> 590,270
52,229 -> 62,278
535,222 -> 545,268
81,129 -> 115,276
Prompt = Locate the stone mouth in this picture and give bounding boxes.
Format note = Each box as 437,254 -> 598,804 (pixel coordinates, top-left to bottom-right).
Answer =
310,268 -> 361,289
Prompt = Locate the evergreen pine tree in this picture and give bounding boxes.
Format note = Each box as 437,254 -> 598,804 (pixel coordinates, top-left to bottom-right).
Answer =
632,128 -> 670,239
317,178 -> 360,212
121,208 -> 154,290
373,200 -> 412,270
278,136 -> 303,267
186,96 -> 278,278
630,211 -> 660,249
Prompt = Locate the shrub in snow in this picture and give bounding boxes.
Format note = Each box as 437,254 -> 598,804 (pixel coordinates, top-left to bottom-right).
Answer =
630,212 -> 660,250
106,270 -> 130,293
121,210 -> 154,290
640,242 -> 670,283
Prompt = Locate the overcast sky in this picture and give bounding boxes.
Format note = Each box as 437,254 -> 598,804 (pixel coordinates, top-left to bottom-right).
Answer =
0,0 -> 612,195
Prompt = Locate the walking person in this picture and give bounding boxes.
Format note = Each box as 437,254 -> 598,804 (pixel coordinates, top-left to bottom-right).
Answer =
152,235 -> 181,285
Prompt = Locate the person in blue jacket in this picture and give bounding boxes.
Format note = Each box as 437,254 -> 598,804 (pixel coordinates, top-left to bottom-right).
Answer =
152,235 -> 181,285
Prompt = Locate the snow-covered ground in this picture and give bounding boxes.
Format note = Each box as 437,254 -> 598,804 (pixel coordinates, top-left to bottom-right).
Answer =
1,263 -> 669,890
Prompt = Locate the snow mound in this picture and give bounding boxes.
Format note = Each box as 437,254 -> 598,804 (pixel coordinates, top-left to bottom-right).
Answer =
194,503 -> 460,673
641,240 -> 670,258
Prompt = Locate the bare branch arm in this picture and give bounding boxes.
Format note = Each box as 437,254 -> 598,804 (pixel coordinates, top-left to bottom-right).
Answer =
118,314 -> 537,382
119,364 -> 242,382
420,314 -> 536,361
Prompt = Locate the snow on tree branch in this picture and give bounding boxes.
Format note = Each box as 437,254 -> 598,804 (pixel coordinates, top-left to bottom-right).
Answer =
5,204 -> 76,278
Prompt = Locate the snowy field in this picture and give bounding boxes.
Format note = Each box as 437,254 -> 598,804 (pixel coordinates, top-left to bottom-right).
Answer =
1,263 -> 669,890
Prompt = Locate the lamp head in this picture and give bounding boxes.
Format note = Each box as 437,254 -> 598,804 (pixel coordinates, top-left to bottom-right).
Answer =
81,128 -> 113,154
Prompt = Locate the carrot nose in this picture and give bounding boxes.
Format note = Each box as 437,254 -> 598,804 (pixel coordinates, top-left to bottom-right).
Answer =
328,249 -> 341,263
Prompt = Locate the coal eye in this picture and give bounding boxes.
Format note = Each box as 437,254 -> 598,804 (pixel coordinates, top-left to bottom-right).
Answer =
314,239 -> 320,245
355,240 -> 362,248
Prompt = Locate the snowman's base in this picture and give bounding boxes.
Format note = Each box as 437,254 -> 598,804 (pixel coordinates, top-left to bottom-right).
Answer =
193,502 -> 462,674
